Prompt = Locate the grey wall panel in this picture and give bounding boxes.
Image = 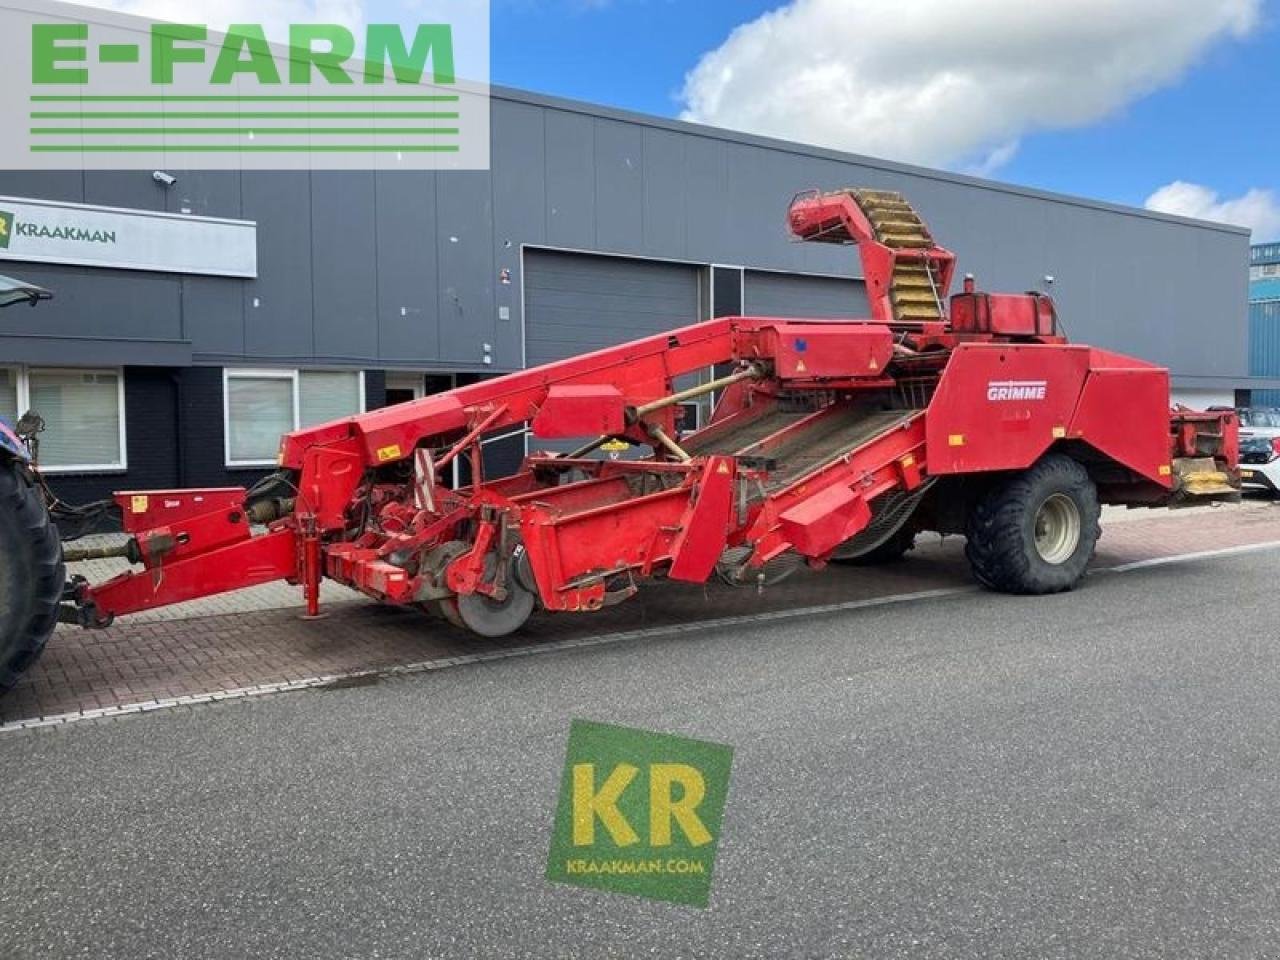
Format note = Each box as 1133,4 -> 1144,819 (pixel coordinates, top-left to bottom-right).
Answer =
492,100 -> 547,368
182,276 -> 244,357
83,171 -> 167,213
524,249 -> 698,367
0,262 -> 181,341
641,128 -> 687,258
312,173 -> 378,361
544,111 -> 596,249
723,144 -> 811,273
1,171 -> 85,203
593,119 -> 644,254
164,171 -> 243,219
1190,228 -> 1251,377
744,270 -> 869,320
376,172 -> 440,362
1090,213 -> 1172,365
436,172 -> 495,366
492,101 -> 547,247
1039,200 -> 1098,346
682,136 -> 728,261
240,173 -> 314,359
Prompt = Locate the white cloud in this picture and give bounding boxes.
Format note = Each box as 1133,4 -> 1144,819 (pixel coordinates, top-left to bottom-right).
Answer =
679,0 -> 1260,173
1145,181 -> 1280,239
961,141 -> 1018,179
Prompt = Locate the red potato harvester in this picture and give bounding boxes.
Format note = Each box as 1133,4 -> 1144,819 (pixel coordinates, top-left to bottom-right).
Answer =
1,189 -> 1237,668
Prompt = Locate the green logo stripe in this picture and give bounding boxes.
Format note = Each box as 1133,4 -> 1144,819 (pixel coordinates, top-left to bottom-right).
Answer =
29,94 -> 460,102
30,110 -> 459,119
30,144 -> 460,152
30,127 -> 460,136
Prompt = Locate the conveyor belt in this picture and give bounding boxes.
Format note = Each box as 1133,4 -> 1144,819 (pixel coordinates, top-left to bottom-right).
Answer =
760,408 -> 917,491
845,189 -> 946,324
686,405 -> 919,492
684,408 -> 810,456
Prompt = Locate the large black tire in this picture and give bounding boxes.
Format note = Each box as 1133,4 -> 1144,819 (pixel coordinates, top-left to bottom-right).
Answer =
965,454 -> 1100,595
0,461 -> 63,692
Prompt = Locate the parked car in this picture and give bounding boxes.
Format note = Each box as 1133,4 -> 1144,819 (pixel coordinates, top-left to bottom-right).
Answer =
1237,408 -> 1280,496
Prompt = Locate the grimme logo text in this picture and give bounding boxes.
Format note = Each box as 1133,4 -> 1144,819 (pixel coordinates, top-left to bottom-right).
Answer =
987,379 -> 1048,401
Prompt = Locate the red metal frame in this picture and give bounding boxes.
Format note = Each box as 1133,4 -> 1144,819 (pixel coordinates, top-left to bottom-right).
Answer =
66,188 -> 1239,628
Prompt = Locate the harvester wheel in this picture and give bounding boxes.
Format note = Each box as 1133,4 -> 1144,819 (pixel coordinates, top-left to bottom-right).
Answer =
965,454 -> 1100,595
0,461 -> 64,692
455,554 -> 535,638
435,597 -> 467,629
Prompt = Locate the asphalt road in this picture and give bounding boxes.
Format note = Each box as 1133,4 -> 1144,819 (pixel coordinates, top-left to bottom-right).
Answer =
3,550 -> 1280,959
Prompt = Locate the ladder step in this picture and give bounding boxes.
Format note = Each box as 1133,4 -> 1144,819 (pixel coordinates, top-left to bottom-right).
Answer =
895,307 -> 944,321
854,189 -> 906,203
892,289 -> 940,305
872,223 -> 930,241
892,275 -> 934,290
880,234 -> 933,248
863,202 -> 917,218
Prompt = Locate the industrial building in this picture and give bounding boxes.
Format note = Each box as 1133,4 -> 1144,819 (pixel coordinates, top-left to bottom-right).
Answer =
0,85 -> 1263,505
1250,242 -> 1280,407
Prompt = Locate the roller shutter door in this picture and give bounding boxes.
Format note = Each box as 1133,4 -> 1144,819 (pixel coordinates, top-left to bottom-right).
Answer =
744,270 -> 868,320
523,249 -> 700,367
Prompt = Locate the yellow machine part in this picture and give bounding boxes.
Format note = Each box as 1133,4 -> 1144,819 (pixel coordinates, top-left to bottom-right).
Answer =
1172,457 -> 1240,499
845,189 -> 945,324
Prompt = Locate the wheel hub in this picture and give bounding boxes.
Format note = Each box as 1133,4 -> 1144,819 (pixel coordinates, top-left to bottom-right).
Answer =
1033,493 -> 1081,565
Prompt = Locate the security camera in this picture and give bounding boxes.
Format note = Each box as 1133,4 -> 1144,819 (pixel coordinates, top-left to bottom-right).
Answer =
152,170 -> 177,187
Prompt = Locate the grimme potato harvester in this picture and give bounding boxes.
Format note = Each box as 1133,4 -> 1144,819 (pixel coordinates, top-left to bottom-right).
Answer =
0,189 -> 1240,690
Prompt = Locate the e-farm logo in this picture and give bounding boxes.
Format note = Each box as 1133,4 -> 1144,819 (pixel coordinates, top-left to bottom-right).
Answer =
547,720 -> 733,908
1,0 -> 490,170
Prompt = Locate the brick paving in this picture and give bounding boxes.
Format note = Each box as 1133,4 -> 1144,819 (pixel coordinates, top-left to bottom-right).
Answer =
3,501 -> 1278,727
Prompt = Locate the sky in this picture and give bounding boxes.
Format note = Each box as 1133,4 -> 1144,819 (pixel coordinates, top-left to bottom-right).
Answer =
487,0 -> 1280,239
67,0 -> 1280,239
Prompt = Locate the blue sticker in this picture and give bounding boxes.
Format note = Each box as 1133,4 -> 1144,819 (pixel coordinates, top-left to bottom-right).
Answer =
794,338 -> 807,352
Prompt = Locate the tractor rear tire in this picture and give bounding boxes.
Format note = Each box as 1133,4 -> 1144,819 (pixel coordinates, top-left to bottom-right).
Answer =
0,461 -> 63,692
965,454 -> 1100,595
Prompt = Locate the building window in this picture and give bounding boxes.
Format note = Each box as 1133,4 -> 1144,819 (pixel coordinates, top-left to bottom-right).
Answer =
299,370 -> 364,427
0,367 -> 18,426
223,368 -> 364,467
0,366 -> 126,472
